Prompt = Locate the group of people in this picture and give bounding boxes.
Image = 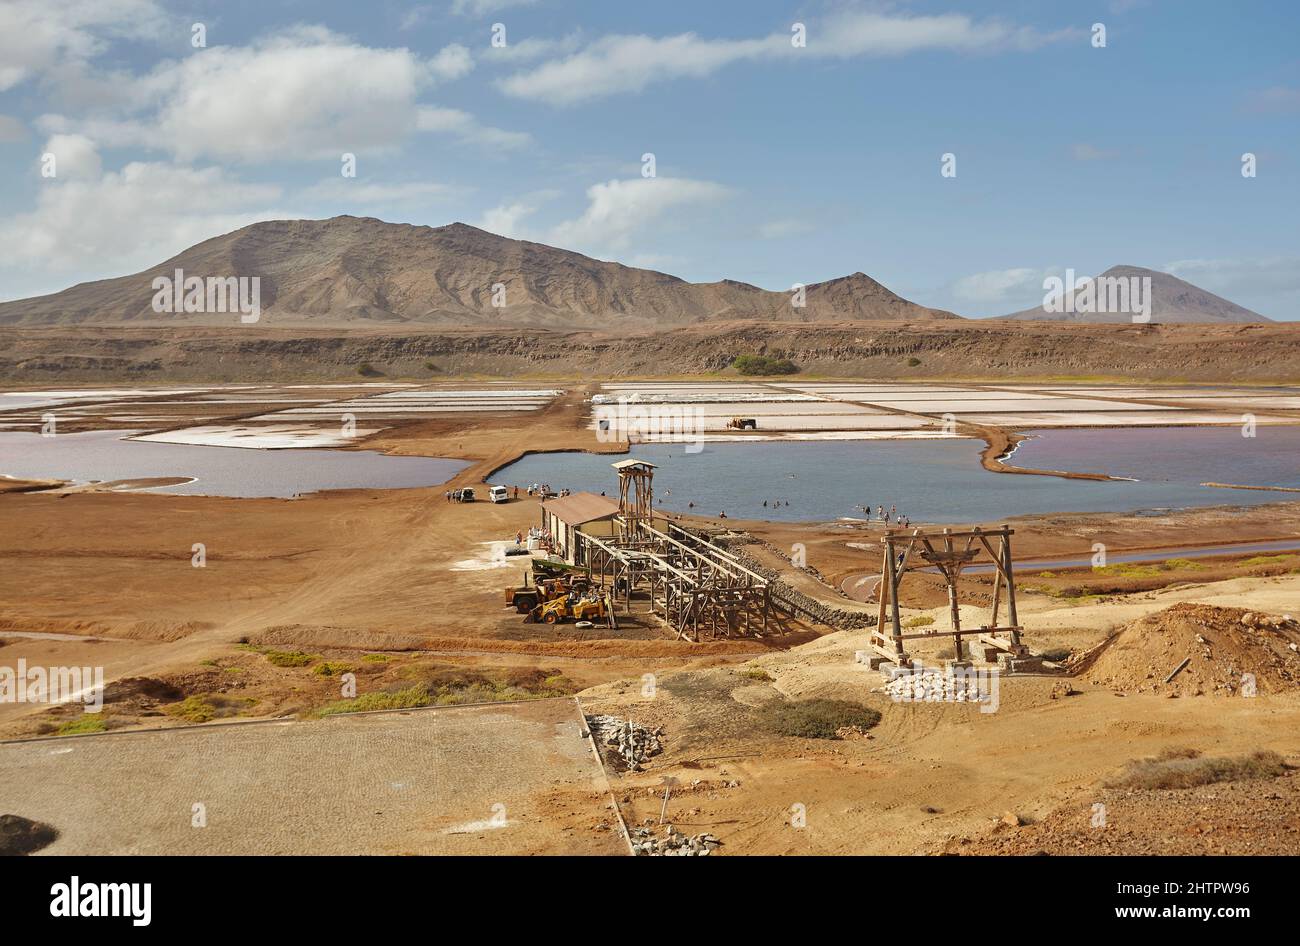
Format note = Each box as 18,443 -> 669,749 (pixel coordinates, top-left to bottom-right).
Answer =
524,483 -> 572,498
858,503 -> 910,529
515,526 -> 550,547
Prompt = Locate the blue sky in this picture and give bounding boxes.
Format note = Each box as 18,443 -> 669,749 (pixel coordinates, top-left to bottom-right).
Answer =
1,0 -> 1297,318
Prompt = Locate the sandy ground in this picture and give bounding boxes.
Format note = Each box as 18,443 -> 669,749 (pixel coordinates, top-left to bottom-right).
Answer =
3,378 -> 1300,854
579,612 -> 1300,855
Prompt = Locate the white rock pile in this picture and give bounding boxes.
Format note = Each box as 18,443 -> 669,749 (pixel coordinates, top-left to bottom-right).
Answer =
586,714 -> 664,771
630,825 -> 721,856
884,669 -> 990,704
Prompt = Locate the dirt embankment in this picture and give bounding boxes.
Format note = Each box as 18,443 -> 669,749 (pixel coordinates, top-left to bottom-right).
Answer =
1075,602 -> 1300,695
956,423 -> 1112,481
3,320 -> 1300,383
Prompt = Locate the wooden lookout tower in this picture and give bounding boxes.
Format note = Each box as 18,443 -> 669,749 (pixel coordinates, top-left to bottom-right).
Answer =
611,459 -> 656,538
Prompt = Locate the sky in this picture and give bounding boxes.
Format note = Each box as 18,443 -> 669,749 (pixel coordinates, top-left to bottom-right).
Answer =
0,0 -> 1297,318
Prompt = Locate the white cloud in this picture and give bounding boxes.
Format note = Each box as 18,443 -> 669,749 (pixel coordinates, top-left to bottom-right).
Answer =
0,160 -> 285,283
497,33 -> 779,105
477,189 -> 558,237
815,11 -> 1070,57
416,106 -> 532,151
499,13 -> 1074,105
950,267 -> 1056,305
39,29 -> 486,163
1165,257 -> 1300,296
429,43 -> 475,80
549,177 -> 730,254
39,133 -> 102,179
399,5 -> 434,31
480,34 -> 585,64
480,201 -> 536,237
451,0 -> 538,16
0,0 -> 171,92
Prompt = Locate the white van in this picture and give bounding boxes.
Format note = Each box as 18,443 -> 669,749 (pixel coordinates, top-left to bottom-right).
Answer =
488,485 -> 509,504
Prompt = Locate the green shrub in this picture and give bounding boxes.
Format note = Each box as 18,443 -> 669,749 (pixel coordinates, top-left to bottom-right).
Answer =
1242,554 -> 1295,567
1162,558 -> 1206,571
757,699 -> 881,739
906,357 -> 921,367
740,667 -> 774,682
1092,563 -> 1163,578
357,362 -> 381,377
539,674 -> 577,693
312,661 -> 353,677
165,696 -> 216,723
57,714 -> 107,736
904,614 -> 935,628
731,354 -> 798,376
362,654 -> 389,663
265,650 -> 314,668
314,686 -> 433,717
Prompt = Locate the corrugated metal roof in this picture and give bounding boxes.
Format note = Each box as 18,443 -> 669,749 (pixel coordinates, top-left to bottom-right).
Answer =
610,459 -> 656,470
540,492 -> 621,525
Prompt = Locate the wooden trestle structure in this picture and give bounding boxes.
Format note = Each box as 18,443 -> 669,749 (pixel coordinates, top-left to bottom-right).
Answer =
573,460 -> 775,641
870,525 -> 1027,668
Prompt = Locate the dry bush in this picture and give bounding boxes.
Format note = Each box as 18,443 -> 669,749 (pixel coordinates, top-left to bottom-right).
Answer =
757,699 -> 881,740
1105,750 -> 1287,790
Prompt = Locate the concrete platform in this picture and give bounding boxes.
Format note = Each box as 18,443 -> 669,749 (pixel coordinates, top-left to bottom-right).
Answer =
0,698 -> 628,855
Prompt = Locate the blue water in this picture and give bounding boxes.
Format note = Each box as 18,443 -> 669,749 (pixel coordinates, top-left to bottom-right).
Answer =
0,430 -> 471,498
495,428 -> 1300,523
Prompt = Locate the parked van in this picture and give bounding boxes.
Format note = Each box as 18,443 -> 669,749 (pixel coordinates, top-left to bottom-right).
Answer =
488,485 -> 509,503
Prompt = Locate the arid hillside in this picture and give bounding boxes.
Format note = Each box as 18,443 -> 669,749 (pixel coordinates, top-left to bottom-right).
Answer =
0,217 -> 958,329
3,319 -> 1299,383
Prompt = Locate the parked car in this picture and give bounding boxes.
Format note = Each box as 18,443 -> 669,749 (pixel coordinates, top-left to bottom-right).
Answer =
488,485 -> 509,503
452,487 -> 475,502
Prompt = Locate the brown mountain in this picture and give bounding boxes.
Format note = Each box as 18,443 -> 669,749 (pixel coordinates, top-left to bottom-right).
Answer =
0,216 -> 959,328
1000,265 -> 1271,324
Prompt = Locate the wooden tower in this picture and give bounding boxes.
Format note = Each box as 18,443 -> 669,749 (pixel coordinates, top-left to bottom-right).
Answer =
611,459 -> 656,539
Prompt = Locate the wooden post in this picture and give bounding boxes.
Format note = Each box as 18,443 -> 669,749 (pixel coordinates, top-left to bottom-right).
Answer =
887,538 -> 904,657
944,529 -> 965,661
1002,531 -> 1020,645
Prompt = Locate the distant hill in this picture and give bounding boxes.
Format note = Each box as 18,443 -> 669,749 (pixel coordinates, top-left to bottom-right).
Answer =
0,216 -> 960,328
999,265 -> 1271,324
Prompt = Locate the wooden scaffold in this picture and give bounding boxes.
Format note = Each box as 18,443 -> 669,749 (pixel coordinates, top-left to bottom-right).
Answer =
870,525 -> 1027,668
572,459 -> 776,642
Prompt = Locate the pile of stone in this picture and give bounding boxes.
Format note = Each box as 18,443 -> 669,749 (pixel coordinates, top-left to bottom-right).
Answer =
586,714 -> 663,771
630,825 -> 721,856
883,669 -> 990,704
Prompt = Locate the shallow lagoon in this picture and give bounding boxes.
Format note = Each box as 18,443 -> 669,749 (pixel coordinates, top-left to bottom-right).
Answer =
0,430 -> 470,498
495,427 -> 1300,523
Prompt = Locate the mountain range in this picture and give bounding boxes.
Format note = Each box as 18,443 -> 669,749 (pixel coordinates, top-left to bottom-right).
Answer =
0,217 -> 1273,327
